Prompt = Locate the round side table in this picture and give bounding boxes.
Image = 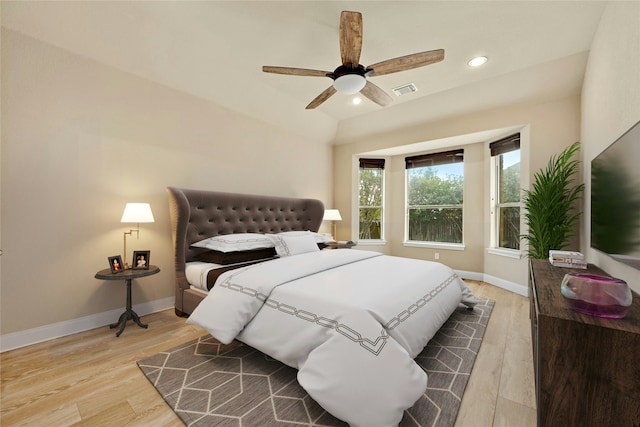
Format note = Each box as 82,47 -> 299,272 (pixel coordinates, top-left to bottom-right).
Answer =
95,265 -> 160,337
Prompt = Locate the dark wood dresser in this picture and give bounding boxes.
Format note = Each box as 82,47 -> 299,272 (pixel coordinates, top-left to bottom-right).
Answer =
529,259 -> 640,427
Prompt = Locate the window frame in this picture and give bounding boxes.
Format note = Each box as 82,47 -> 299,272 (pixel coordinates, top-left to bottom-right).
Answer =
404,149 -> 465,246
358,158 -> 385,242
490,134 -> 522,252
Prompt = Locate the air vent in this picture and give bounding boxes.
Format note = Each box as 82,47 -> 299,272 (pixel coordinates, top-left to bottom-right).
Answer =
392,83 -> 418,96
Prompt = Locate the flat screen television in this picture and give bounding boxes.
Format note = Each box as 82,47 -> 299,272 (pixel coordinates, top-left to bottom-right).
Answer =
590,119 -> 640,270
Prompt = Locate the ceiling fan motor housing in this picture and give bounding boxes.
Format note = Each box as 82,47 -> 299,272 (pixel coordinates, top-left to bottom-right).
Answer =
330,64 -> 367,79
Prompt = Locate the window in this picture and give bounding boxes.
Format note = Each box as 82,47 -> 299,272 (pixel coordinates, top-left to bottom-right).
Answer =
490,134 -> 521,250
358,158 -> 385,240
405,150 -> 464,243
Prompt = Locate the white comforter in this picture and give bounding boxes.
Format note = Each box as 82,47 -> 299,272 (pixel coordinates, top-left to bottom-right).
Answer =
188,249 -> 478,427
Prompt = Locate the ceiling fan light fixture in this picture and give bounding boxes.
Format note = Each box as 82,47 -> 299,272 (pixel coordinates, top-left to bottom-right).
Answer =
333,74 -> 366,94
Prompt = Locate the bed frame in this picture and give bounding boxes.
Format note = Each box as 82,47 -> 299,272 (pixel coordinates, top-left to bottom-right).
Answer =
166,187 -> 325,316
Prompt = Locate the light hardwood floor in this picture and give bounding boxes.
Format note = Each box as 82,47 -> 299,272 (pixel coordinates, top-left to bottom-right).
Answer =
1,281 -> 536,426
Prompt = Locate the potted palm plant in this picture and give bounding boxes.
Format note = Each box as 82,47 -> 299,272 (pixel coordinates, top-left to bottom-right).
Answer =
522,141 -> 585,259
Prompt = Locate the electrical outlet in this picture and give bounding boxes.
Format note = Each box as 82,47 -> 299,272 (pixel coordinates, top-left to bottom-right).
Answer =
434,252 -> 440,260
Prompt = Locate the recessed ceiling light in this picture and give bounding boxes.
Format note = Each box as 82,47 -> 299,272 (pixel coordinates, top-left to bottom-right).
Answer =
468,56 -> 488,67
352,97 -> 362,105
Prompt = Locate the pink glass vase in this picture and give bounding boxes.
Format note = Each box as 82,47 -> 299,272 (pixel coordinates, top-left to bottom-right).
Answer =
561,273 -> 632,318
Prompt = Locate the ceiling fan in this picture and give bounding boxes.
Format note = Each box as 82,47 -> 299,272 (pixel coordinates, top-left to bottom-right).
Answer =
262,10 -> 444,109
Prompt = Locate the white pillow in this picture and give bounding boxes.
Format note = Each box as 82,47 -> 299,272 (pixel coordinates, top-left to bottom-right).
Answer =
267,233 -> 320,257
278,230 -> 334,243
191,233 -> 274,253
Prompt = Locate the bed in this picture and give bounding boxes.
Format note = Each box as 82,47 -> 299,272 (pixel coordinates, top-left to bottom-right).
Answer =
166,187 -> 478,427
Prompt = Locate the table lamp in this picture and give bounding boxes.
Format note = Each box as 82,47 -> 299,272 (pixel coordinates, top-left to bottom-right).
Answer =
121,203 -> 154,268
323,209 -> 342,240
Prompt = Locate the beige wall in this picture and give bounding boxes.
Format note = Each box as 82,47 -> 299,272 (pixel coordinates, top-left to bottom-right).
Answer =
333,95 -> 582,289
0,30 -> 333,335
581,1 -> 640,293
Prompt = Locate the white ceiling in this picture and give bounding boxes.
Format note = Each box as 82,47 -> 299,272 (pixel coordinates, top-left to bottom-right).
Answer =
2,1 -> 608,143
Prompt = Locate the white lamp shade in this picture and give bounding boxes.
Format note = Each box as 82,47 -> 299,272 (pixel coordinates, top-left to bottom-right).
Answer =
333,74 -> 366,94
121,203 -> 155,223
323,209 -> 342,221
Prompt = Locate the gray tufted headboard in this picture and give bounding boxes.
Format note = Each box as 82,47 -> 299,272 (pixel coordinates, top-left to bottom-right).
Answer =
166,187 -> 325,316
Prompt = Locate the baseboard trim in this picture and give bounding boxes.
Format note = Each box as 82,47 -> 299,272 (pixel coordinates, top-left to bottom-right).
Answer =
0,297 -> 175,353
456,270 -> 528,297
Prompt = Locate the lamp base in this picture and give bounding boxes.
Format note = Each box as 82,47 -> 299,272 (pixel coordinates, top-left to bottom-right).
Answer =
123,227 -> 139,269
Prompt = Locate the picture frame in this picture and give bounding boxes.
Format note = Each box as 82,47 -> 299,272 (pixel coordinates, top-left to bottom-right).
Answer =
108,255 -> 125,274
132,250 -> 150,270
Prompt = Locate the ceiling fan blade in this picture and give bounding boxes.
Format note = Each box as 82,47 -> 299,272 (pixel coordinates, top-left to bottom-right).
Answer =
306,86 -> 337,109
360,81 -> 393,107
367,49 -> 445,76
262,66 -> 331,77
339,11 -> 363,67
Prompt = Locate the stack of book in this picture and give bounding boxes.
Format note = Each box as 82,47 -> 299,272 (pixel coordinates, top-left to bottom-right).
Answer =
549,250 -> 587,269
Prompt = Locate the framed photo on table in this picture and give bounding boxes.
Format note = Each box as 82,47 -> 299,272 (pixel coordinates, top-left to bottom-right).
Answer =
132,250 -> 150,270
108,255 -> 124,273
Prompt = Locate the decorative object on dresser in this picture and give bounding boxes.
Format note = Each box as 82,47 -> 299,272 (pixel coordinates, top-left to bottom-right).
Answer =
549,250 -> 586,269
95,265 -> 160,337
560,273 -> 632,318
528,259 -> 640,426
120,202 -> 155,268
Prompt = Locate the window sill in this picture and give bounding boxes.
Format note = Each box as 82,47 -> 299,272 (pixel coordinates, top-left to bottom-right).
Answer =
487,247 -> 523,259
357,239 -> 387,246
403,241 -> 465,251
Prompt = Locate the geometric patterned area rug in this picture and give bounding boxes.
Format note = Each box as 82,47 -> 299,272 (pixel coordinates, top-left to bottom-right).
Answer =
137,298 -> 494,427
